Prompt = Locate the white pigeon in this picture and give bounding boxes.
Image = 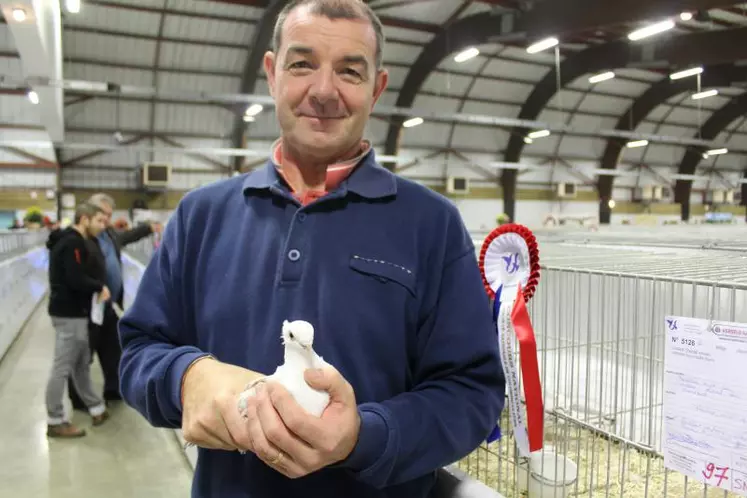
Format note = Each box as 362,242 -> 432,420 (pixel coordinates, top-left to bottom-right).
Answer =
237,319 -> 330,419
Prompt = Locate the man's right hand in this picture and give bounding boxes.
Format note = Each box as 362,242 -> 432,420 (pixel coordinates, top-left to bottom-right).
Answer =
99,286 -> 111,302
181,358 -> 264,451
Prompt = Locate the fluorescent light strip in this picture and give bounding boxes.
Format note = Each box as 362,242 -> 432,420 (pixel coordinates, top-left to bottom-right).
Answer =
403,117 -> 424,128
670,66 -> 703,80
527,129 -> 550,139
526,37 -> 558,54
626,139 -> 649,148
692,89 -> 718,100
589,71 -> 615,84
705,148 -> 728,156
454,47 -> 479,63
628,20 -> 675,41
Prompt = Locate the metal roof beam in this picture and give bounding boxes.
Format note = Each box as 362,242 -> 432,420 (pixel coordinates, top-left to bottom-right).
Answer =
674,92 -> 747,220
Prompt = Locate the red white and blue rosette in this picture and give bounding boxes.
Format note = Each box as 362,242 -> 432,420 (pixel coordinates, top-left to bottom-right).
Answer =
478,224 -> 544,457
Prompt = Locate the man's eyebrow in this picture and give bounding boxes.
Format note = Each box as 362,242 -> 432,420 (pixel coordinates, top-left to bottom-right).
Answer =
286,45 -> 313,57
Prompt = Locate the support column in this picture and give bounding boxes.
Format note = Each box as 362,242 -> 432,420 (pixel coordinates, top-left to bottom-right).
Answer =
500,170 -> 517,222
680,201 -> 690,222
599,198 -> 611,224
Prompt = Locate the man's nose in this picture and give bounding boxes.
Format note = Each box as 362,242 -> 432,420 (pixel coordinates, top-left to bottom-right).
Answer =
308,68 -> 338,105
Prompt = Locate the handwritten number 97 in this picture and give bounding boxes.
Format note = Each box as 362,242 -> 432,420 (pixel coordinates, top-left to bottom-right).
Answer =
703,463 -> 729,486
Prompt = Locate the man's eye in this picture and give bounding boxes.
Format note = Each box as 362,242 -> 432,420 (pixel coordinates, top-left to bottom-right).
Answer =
342,68 -> 361,78
289,61 -> 311,69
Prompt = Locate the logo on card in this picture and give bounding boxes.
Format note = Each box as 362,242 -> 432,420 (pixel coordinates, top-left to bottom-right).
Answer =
711,322 -> 747,342
667,319 -> 678,331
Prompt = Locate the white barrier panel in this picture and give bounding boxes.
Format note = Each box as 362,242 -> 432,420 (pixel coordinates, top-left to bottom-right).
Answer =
0,247 -> 49,362
121,252 -> 198,470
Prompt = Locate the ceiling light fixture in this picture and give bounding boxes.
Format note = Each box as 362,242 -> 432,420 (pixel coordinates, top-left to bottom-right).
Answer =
680,12 -> 693,21
628,20 -> 675,41
524,137 -> 533,144
527,129 -> 551,139
454,47 -> 479,63
27,90 -> 39,104
670,66 -> 703,80
65,0 -> 81,13
588,71 -> 615,84
691,89 -> 718,100
526,37 -> 558,54
626,139 -> 649,148
403,117 -> 424,128
12,8 -> 26,21
245,103 -> 263,116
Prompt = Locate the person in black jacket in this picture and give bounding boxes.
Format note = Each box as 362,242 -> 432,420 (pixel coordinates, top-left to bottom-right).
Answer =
45,202 -> 112,438
66,193 -> 161,409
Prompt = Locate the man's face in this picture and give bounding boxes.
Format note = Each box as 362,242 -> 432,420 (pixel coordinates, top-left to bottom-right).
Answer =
264,6 -> 388,163
87,212 -> 108,237
98,202 -> 113,227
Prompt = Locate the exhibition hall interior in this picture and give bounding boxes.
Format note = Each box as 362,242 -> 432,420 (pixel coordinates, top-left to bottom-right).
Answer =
1,0 -> 746,497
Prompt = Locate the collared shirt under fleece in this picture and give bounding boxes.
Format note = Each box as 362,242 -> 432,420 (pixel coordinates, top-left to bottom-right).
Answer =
117,149 -> 506,498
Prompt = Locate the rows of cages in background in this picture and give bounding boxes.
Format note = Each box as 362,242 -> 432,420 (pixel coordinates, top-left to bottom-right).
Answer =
460,236 -> 747,497
0,229 -> 49,258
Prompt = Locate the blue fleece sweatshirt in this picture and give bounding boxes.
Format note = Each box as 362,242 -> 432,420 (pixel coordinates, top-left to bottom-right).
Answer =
118,151 -> 505,498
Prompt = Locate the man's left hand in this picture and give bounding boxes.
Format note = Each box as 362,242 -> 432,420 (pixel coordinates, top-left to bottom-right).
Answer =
244,366 -> 361,479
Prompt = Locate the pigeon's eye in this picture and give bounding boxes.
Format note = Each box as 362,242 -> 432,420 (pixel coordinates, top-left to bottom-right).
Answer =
289,332 -> 295,340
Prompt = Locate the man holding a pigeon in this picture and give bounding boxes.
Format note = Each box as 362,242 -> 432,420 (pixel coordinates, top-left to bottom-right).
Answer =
118,0 -> 505,497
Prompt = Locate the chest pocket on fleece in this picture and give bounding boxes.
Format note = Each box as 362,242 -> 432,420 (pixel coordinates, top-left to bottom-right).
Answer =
349,254 -> 417,297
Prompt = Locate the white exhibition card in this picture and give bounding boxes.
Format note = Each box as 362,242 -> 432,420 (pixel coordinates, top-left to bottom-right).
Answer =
663,316 -> 747,496
90,293 -> 104,326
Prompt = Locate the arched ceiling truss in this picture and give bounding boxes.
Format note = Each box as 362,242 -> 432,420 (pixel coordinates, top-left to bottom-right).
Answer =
230,0 -> 287,172
597,63 -> 747,221
384,1 -> 747,221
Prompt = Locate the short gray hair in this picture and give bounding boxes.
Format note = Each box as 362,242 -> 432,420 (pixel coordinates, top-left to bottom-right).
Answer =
272,0 -> 385,70
89,193 -> 116,210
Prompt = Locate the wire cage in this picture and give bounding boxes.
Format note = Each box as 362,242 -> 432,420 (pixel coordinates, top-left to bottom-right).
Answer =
462,228 -> 747,498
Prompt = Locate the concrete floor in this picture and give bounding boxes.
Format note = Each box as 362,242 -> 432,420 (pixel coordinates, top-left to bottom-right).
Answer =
0,299 -> 193,498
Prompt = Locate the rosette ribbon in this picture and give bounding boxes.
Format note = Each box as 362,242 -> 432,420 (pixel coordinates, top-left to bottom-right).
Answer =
479,224 -> 544,457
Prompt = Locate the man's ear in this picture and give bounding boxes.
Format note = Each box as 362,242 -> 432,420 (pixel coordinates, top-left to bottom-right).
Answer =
263,51 -> 277,98
371,69 -> 389,109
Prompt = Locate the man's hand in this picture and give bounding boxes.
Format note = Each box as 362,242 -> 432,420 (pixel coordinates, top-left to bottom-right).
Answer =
98,286 -> 111,302
181,358 -> 265,451
242,366 -> 361,478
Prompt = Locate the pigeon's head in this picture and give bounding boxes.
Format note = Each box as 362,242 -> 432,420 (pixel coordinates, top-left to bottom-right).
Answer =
281,320 -> 315,351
